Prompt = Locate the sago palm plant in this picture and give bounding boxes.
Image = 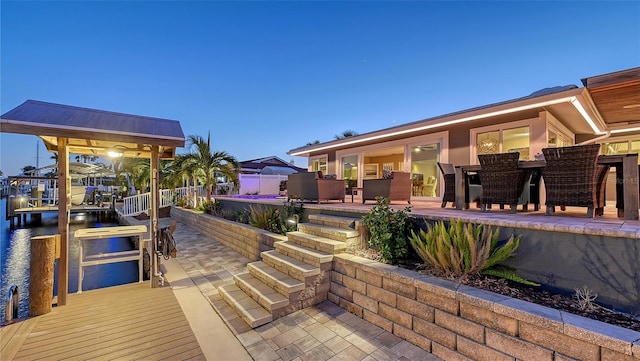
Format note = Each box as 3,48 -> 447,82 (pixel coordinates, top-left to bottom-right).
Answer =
409,219 -> 537,285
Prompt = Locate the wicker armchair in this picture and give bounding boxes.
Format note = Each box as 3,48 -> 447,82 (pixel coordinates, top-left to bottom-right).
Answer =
437,162 -> 481,208
286,171 -> 345,203
362,171 -> 411,204
477,153 -> 531,213
541,144 -> 609,217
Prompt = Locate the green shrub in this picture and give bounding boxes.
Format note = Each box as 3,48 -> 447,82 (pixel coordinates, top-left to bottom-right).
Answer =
362,197 -> 413,264
409,218 -> 538,285
248,201 -> 303,235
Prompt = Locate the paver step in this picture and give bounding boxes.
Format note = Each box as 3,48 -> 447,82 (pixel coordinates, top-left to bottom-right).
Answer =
247,261 -> 305,297
286,231 -> 347,254
219,284 -> 272,328
274,241 -> 333,267
308,214 -> 363,229
296,223 -> 360,242
234,272 -> 289,312
262,250 -> 321,282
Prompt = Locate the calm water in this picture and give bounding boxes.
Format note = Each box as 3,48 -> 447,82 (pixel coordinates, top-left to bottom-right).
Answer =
0,198 -> 138,321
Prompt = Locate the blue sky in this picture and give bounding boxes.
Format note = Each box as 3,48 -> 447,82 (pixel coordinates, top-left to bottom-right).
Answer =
1,1 -> 639,177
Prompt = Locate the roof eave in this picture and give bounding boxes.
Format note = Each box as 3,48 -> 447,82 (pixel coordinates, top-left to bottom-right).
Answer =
289,87 -> 598,157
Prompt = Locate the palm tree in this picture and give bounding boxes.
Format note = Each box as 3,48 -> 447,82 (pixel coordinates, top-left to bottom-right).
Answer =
184,132 -> 239,202
334,130 -> 359,140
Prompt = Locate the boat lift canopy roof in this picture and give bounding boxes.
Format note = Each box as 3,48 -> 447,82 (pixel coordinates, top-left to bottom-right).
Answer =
1,100 -> 185,159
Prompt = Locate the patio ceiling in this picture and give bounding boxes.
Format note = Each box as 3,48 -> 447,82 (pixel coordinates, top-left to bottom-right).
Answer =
582,67 -> 640,133
0,100 -> 185,159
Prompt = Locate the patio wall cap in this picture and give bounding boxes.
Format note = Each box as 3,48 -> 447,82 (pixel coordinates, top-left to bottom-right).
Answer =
561,311 -> 640,355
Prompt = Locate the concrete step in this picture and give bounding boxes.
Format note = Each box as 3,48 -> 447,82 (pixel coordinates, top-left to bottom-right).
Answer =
274,241 -> 334,268
296,223 -> 360,243
286,231 -> 347,254
219,284 -> 272,328
247,261 -> 305,297
262,250 -> 321,282
234,272 -> 289,312
308,214 -> 363,230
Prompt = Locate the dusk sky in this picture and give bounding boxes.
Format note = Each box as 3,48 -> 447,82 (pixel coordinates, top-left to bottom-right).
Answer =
1,1 -> 639,177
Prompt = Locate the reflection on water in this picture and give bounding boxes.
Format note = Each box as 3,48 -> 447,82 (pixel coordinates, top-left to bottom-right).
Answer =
1,199 -> 139,321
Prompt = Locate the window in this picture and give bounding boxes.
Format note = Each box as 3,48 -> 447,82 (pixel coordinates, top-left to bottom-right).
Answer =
310,155 -> 327,173
473,124 -> 530,160
342,155 -> 358,187
410,143 -> 440,197
603,139 -> 640,164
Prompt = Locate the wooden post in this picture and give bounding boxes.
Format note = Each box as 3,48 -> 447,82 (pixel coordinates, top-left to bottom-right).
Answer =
57,137 -> 70,306
29,235 -> 57,316
150,146 -> 160,288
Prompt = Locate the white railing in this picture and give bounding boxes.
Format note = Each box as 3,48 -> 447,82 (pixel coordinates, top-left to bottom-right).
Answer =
121,186 -> 204,216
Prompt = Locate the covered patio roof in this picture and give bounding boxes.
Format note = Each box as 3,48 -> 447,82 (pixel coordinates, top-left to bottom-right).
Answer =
1,100 -> 185,159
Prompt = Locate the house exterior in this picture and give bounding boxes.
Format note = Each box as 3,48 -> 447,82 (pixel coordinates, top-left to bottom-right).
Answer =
239,156 -> 306,175
288,67 -> 640,201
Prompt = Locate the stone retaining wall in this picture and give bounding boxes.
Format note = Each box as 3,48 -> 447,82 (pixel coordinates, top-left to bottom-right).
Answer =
171,206 -> 283,261
330,254 -> 640,361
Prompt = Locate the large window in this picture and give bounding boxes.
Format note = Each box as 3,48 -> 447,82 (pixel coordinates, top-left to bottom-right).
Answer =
342,155 -> 358,188
410,143 -> 440,197
474,124 -> 531,160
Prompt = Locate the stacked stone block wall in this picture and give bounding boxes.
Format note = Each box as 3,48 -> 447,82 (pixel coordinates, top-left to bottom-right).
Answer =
171,206 -> 283,261
330,254 -> 640,361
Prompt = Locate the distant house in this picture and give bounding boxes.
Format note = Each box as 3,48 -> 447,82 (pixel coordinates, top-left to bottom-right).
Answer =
239,156 -> 306,175
287,67 -> 640,201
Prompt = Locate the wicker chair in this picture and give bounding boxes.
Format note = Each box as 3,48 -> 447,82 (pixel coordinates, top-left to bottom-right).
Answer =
541,144 -> 610,218
437,162 -> 481,208
477,153 -> 531,213
362,171 -> 411,204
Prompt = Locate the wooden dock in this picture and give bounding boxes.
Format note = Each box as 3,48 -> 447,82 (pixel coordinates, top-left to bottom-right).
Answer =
1,283 -> 205,361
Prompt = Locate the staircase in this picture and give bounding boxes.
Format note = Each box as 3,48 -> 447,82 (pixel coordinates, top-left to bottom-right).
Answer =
219,214 -> 364,328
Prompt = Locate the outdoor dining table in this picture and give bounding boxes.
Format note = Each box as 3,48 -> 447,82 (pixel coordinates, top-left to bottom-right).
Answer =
454,154 -> 639,220
454,160 -> 545,211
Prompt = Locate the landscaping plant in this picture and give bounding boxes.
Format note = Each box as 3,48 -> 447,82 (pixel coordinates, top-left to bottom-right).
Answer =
361,197 -> 413,264
409,218 -> 538,285
248,201 -> 303,235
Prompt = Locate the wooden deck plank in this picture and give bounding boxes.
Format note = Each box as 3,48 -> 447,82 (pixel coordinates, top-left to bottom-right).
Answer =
0,318 -> 39,361
6,282 -> 205,361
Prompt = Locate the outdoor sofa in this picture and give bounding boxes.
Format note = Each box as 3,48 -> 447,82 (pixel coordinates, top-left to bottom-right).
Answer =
362,171 -> 411,204
286,171 -> 345,203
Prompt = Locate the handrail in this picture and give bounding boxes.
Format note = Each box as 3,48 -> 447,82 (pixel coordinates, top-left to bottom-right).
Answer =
5,285 -> 19,324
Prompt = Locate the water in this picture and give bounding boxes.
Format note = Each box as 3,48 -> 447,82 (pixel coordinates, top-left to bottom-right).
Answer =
1,198 -> 139,321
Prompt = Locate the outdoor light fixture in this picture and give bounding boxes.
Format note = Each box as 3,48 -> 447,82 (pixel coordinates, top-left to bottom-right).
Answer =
287,214 -> 299,231
107,146 -> 126,158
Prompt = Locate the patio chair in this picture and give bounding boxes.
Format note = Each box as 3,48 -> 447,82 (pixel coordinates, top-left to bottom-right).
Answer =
362,171 -> 411,204
541,144 -> 609,218
437,162 -> 481,208
477,152 -> 531,213
423,176 -> 437,197
287,171 -> 346,203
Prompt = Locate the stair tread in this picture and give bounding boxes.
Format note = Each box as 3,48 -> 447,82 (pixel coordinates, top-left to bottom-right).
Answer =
219,284 -> 272,328
248,262 -> 305,291
308,214 -> 362,225
235,272 -> 289,306
263,250 -> 321,274
276,241 -> 333,258
297,223 -> 359,238
288,231 -> 348,245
